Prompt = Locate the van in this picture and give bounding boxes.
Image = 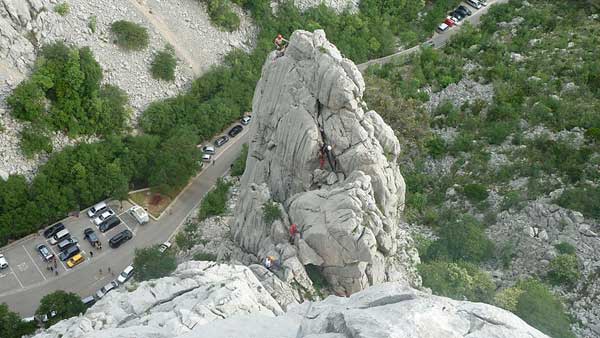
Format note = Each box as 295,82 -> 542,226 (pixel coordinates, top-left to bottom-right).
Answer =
67,253 -> 85,268
59,245 -> 80,261
87,201 -> 108,218
49,229 -> 70,245
129,206 -> 149,224
81,295 -> 95,307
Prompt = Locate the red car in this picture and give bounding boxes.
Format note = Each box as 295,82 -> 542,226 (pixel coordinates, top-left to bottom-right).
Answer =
444,17 -> 455,27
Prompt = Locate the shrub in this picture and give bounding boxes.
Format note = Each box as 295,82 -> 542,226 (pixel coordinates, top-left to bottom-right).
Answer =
151,45 -> 177,81
230,143 -> 248,176
425,135 -> 447,158
198,178 -> 232,220
35,290 -> 86,328
547,254 -> 580,286
54,2 -> 70,16
463,183 -> 489,203
262,201 -> 282,224
6,80 -> 46,122
554,242 -> 576,255
497,241 -> 516,269
584,127 -> 600,143
202,0 -> 240,32
494,286 -> 524,312
20,126 -> 53,158
500,190 -> 524,211
556,185 -> 600,220
193,252 -> 217,261
88,16 -> 97,33
110,20 -> 149,51
133,246 -> 177,281
514,279 -> 575,338
175,231 -> 194,251
305,264 -> 329,292
419,260 -> 495,303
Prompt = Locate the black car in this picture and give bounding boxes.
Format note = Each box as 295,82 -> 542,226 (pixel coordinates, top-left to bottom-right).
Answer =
214,135 -> 230,147
109,230 -> 133,248
457,5 -> 472,16
83,228 -> 100,246
43,223 -> 65,239
451,10 -> 465,21
99,217 -> 121,233
228,125 -> 243,138
58,245 -> 80,261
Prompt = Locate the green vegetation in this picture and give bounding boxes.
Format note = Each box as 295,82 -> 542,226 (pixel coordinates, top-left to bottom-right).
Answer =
462,183 -> 488,203
419,260 -> 495,303
231,143 -> 248,176
35,290 -> 86,328
150,45 -> 177,81
548,254 -> 580,286
262,200 -> 281,224
198,178 -> 232,220
554,242 -> 576,255
202,0 -> 240,31
133,246 -> 177,281
88,16 -> 97,33
305,264 -> 329,295
54,2 -> 70,16
110,20 -> 149,51
6,43 -> 127,136
20,126 -> 53,158
193,252 -> 217,261
557,185 -> 600,220
0,303 -> 37,338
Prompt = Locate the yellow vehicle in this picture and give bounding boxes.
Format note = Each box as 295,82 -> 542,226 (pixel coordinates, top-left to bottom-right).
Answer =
67,253 -> 85,268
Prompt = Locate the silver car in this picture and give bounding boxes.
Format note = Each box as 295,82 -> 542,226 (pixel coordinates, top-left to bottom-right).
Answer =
96,280 -> 119,299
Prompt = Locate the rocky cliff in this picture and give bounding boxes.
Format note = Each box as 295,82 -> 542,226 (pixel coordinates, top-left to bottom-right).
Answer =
32,261 -> 550,338
232,29 -> 420,297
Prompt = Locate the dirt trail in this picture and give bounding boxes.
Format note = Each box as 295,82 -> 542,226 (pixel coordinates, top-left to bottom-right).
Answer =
127,0 -> 202,76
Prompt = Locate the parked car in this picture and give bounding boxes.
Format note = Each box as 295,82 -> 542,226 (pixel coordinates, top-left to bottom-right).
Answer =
478,0 -> 487,5
48,229 -> 70,245
158,241 -> 172,253
457,5 -> 472,16
81,295 -> 96,307
241,115 -> 251,125
202,154 -> 212,163
466,0 -> 483,9
35,310 -> 57,324
58,245 -> 80,261
0,254 -> 8,269
96,280 -> 118,299
43,223 -> 65,239
99,216 -> 121,233
57,236 -> 78,251
450,10 -> 465,21
117,265 -> 134,284
228,125 -> 243,138
201,145 -> 215,154
214,135 -> 229,147
129,206 -> 149,225
66,253 -> 85,268
443,17 -> 455,27
87,201 -> 108,218
93,209 -> 115,226
36,244 -> 54,261
437,22 -> 450,33
109,230 -> 133,248
83,228 -> 100,246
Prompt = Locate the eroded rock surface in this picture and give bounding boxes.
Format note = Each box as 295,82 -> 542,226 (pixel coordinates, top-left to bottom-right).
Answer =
232,30 -> 420,296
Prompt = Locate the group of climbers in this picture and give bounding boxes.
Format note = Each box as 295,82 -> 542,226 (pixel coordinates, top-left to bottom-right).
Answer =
262,223 -> 303,271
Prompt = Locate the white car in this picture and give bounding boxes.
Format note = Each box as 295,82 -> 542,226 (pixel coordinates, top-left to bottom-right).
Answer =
129,206 -> 149,224
158,241 -> 172,253
0,254 -> 8,269
202,154 -> 212,162
201,145 -> 215,155
117,265 -> 134,284
436,22 -> 450,33
241,115 -> 251,125
93,209 -> 115,226
466,0 -> 483,9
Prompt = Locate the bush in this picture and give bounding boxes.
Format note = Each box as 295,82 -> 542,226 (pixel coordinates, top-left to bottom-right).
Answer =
514,279 -> 575,338
547,254 -> 580,286
305,264 -> 329,293
230,143 -> 248,176
0,303 -> 37,338
425,136 -> 447,158
88,16 -> 97,33
133,246 -> 177,281
6,80 -> 46,122
35,290 -> 86,328
425,214 -> 494,263
175,231 -> 194,251
419,260 -> 495,303
497,241 -> 516,269
151,45 -> 177,81
198,178 -> 232,220
500,190 -> 524,211
20,126 -> 53,158
193,252 -> 217,261
110,20 -> 149,51
494,286 -> 524,312
554,242 -> 576,255
262,201 -> 282,224
463,183 -> 489,203
54,2 -> 70,16
202,0 -> 240,32
584,127 -> 600,143
557,185 -> 600,220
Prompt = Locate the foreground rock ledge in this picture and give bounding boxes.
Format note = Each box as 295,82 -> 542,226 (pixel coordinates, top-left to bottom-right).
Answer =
32,261 -> 549,338
232,29 -> 420,296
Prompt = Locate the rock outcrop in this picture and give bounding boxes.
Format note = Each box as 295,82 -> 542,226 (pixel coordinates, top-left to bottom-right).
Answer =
232,30 -> 420,296
32,261 -> 549,338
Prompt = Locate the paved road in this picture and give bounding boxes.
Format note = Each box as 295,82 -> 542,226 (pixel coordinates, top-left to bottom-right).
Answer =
0,128 -> 250,316
357,0 -> 508,71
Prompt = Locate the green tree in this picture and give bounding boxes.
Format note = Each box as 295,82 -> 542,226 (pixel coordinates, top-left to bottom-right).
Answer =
0,303 -> 37,338
6,80 -> 46,121
133,246 -> 177,281
35,290 -> 86,328
230,143 -> 248,176
20,125 -> 53,158
418,260 -> 495,303
198,178 -> 232,220
151,45 -> 177,81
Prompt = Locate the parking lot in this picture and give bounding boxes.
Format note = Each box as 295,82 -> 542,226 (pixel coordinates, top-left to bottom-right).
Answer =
0,200 -> 147,295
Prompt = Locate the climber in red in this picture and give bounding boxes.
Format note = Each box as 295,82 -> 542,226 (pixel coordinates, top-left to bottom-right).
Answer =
319,149 -> 325,169
289,223 -> 298,243
274,34 -> 288,58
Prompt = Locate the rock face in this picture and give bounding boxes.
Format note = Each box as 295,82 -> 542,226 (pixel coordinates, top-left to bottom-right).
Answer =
232,30 -> 420,296
32,262 -> 549,338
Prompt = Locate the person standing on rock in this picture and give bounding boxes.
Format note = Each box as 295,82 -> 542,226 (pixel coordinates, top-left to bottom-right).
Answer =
274,34 -> 288,57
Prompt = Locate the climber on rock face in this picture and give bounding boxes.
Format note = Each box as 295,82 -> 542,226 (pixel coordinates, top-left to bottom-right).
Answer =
274,34 -> 288,58
289,223 -> 301,243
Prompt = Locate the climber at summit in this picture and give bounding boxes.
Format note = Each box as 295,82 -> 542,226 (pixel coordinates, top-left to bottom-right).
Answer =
274,34 -> 288,57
